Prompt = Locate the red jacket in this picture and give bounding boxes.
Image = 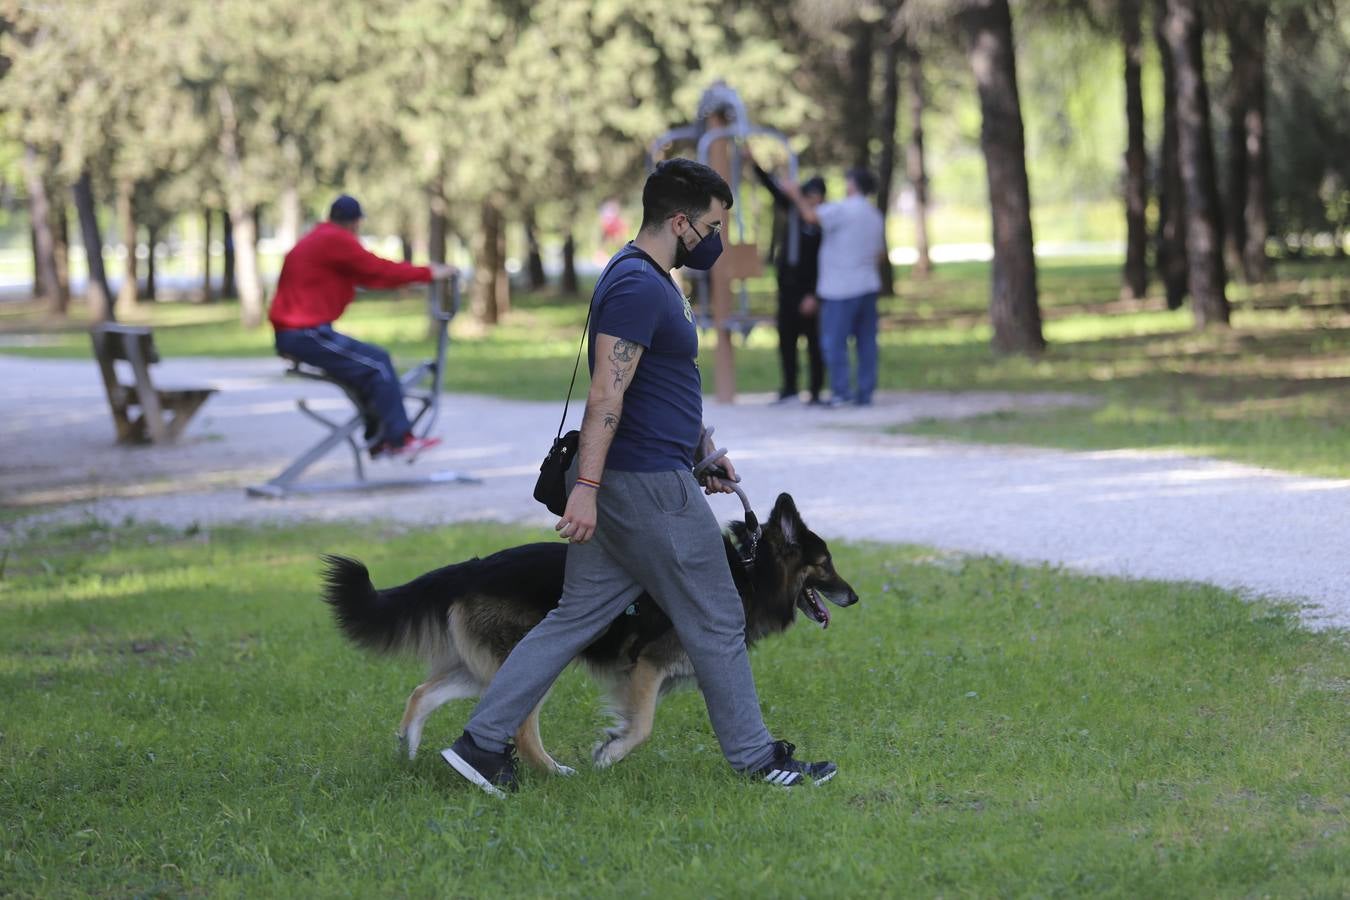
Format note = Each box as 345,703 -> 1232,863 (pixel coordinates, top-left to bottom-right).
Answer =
269,222 -> 433,330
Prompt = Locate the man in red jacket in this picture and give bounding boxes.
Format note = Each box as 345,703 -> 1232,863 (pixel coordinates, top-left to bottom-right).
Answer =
270,195 -> 454,457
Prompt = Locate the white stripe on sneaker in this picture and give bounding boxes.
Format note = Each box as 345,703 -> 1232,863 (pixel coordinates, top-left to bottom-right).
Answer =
441,747 -> 506,798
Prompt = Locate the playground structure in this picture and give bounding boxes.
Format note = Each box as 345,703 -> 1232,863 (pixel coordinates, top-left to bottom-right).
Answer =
648,81 -> 801,402
246,277 -> 479,499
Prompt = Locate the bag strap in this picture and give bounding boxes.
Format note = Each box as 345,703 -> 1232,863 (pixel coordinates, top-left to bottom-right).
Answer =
552,248 -> 643,441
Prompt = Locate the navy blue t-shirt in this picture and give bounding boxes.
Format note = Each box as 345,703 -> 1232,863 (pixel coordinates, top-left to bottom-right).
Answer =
587,245 -> 702,472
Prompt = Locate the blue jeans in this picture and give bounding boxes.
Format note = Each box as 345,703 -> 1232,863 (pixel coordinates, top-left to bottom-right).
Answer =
819,292 -> 879,404
274,325 -> 412,444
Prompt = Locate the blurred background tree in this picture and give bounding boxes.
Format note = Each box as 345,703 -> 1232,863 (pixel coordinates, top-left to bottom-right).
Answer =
0,0 -> 1345,352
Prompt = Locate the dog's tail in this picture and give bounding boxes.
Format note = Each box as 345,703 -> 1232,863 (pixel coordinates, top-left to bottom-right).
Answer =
320,554 -> 451,659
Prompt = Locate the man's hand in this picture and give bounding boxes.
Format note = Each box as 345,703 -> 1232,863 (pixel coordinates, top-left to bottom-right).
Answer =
799,294 -> 819,317
780,180 -> 821,225
429,262 -> 458,280
556,484 -> 598,543
701,456 -> 739,495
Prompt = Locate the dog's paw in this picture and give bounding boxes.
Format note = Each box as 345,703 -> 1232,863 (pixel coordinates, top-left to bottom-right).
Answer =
552,762 -> 578,776
396,732 -> 418,761
592,737 -> 627,769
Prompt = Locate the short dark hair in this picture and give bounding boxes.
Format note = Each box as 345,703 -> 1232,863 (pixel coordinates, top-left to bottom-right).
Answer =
640,158 -> 733,233
846,168 -> 877,196
802,176 -> 827,198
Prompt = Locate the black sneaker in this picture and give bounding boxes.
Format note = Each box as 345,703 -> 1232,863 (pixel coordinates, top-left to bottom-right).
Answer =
755,740 -> 837,786
440,731 -> 518,797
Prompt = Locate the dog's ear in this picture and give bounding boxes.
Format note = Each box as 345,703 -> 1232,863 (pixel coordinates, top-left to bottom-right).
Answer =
771,492 -> 803,546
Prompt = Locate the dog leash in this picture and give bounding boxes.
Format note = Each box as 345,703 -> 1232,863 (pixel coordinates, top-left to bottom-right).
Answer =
693,426 -> 760,567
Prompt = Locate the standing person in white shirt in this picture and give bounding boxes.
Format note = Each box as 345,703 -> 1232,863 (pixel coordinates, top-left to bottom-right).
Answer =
784,168 -> 887,407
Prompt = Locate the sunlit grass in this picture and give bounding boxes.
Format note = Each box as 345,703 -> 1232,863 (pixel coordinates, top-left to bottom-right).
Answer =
3,259 -> 1347,475
1,519 -> 1346,897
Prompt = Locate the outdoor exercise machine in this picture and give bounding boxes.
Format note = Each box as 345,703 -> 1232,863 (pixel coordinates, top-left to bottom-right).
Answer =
648,80 -> 802,402
246,276 -> 479,499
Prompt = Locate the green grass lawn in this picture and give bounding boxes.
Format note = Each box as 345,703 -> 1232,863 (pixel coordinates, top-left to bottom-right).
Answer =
1,519 -> 1346,897
3,258 -> 1347,474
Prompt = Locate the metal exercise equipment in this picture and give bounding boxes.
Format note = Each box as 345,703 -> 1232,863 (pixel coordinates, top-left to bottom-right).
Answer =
246,276 -> 479,498
648,81 -> 802,401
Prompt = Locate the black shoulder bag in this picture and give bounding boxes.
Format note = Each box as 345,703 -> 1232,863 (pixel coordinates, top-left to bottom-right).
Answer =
532,250 -> 640,515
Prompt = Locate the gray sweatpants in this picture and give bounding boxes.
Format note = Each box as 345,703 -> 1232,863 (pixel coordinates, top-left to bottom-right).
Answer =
464,466 -> 777,773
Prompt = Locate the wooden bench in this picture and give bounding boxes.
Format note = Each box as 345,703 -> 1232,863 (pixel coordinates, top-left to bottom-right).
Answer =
90,323 -> 216,444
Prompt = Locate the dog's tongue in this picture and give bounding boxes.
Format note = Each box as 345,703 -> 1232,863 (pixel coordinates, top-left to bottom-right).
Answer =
817,597 -> 831,630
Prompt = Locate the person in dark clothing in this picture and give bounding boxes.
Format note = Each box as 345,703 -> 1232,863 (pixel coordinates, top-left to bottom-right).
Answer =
747,150 -> 827,404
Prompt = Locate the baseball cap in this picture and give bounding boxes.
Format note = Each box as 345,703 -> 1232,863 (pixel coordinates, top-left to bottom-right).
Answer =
329,195 -> 364,222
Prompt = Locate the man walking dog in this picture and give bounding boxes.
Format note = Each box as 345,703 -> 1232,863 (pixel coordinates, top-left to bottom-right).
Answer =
440,159 -> 837,794
269,194 -> 455,458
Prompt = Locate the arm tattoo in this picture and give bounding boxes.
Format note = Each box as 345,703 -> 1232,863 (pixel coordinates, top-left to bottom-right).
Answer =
608,340 -> 637,390
602,412 -> 618,431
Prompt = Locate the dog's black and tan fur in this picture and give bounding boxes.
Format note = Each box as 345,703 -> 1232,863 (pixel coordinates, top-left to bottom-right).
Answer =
322,492 -> 858,773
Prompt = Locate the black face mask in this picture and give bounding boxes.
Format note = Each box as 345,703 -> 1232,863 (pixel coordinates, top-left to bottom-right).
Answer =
674,220 -> 723,270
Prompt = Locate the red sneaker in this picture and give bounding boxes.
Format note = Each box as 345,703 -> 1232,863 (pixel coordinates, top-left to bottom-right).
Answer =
377,435 -> 442,463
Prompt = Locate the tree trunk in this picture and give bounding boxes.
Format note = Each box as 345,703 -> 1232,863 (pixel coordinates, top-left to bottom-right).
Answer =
904,42 -> 933,279
1122,0 -> 1149,300
427,182 -> 448,265
844,19 -> 875,170
400,231 -> 414,264
145,222 -> 159,301
524,208 -> 547,290
1164,0 -> 1230,328
1154,0 -> 1189,309
561,231 -> 579,296
1226,1 -> 1270,283
23,144 -> 65,315
277,182 -> 301,250
425,189 -> 449,340
876,32 -> 901,296
115,178 -> 139,315
496,211 -> 511,315
214,84 -> 265,327
222,210 -> 237,299
1223,56 -> 1248,278
202,209 -> 214,302
959,0 -> 1045,354
54,201 -> 70,302
227,210 -> 263,326
276,135 -> 303,249
472,199 -> 503,325
72,170 -> 114,322
31,223 -> 45,298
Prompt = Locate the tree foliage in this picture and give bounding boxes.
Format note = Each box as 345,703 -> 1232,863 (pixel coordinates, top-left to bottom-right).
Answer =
0,0 -> 1345,332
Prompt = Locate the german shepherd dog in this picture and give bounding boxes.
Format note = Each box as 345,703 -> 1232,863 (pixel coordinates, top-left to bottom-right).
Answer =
321,492 -> 858,774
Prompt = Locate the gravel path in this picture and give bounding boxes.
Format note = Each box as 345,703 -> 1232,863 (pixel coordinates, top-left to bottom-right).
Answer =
3,355 -> 1347,629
